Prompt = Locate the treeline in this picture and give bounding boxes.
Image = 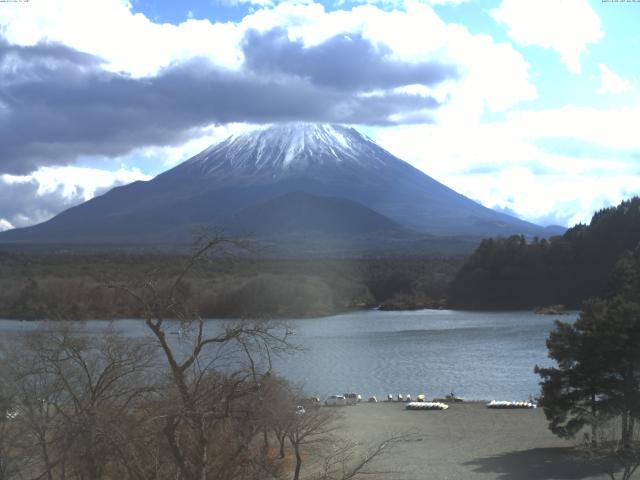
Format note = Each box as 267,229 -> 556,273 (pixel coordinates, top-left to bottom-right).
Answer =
450,197 -> 640,309
0,252 -> 461,320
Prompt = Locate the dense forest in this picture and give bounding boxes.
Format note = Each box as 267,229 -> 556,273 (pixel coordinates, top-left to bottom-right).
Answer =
5,197 -> 639,319
450,197 -> 640,309
0,252 -> 461,320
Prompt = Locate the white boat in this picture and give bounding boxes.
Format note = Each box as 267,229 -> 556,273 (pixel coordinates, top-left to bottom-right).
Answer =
486,400 -> 536,409
406,402 -> 449,411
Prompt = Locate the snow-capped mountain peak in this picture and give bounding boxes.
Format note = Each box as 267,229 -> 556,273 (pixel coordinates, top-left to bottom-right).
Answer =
178,123 -> 391,178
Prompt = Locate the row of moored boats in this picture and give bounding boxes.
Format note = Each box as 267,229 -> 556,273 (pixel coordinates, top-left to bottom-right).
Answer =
486,400 -> 536,409
323,393 -> 537,410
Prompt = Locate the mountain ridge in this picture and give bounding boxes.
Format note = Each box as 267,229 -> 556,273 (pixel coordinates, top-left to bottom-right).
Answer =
0,122 -> 558,249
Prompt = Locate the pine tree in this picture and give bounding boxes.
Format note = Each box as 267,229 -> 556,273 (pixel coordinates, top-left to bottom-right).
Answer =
536,247 -> 640,447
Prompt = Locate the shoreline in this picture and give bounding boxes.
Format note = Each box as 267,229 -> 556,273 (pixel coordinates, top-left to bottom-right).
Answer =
0,307 -> 579,322
322,402 -> 612,480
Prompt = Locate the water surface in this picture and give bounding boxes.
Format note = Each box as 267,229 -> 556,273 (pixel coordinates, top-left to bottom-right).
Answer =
0,309 -> 574,401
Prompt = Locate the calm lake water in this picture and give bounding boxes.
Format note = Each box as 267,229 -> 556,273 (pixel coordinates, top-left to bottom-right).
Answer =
0,309 -> 575,402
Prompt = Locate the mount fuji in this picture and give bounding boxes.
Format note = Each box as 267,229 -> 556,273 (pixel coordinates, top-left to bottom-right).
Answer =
0,123 -> 558,251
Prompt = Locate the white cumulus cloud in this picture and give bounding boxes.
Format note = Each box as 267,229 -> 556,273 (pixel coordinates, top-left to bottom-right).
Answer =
0,0 -> 536,118
245,0 -> 536,120
0,219 -> 14,232
373,101 -> 640,227
0,0 -> 245,76
3,166 -> 151,200
597,63 -> 633,94
490,0 -> 603,73
0,166 -> 151,228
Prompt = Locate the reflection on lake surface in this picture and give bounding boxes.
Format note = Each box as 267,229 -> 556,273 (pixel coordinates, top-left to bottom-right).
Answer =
0,309 -> 575,401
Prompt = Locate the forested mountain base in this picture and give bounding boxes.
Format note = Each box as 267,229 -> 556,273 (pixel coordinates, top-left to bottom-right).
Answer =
0,253 -> 461,320
450,197 -> 640,309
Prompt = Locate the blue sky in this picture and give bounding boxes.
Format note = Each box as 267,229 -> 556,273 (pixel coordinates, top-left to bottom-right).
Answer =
131,0 -> 250,23
0,0 -> 639,231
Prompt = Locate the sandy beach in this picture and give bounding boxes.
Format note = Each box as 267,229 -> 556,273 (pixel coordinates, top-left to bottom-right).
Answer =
323,402 -> 621,480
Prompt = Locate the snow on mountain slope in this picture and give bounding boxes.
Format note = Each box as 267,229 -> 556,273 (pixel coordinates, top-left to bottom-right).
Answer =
171,123 -> 393,180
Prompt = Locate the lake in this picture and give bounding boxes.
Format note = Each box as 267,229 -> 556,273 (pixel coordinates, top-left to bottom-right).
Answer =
0,309 -> 574,402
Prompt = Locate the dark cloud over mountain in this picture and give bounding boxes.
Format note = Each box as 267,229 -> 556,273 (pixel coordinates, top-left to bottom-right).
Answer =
242,28 -> 458,92
0,32 -> 457,174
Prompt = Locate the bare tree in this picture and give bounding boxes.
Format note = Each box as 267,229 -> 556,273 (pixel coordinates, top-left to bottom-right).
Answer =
314,434 -> 407,480
287,407 -> 338,480
0,354 -> 64,480
258,374 -> 299,459
0,323 -> 158,480
113,235 -> 294,480
0,391 -> 24,480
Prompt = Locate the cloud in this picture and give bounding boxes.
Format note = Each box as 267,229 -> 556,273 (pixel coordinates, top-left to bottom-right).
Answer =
491,0 -> 603,73
457,170 -> 640,228
234,0 -> 470,5
1,0 -> 537,108
0,36 -> 448,174
265,1 -> 537,117
0,0 -> 538,174
222,0 -> 280,6
535,137 -> 640,162
597,63 -> 633,95
504,106 -> 640,151
133,123 -> 258,171
0,219 -> 14,232
0,0 -> 246,76
242,28 -> 458,92
0,166 -> 150,229
373,100 -> 640,228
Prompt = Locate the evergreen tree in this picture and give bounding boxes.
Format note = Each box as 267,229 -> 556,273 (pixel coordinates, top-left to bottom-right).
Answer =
451,197 -> 640,309
536,248 -> 640,446
535,300 -> 612,441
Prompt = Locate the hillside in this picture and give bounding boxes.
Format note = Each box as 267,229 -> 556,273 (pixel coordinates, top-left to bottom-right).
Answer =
225,192 -> 407,236
449,197 -> 640,309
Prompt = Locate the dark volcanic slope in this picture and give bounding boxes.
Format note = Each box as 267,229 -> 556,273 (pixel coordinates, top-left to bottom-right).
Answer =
0,123 -> 551,245
225,192 -> 407,236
